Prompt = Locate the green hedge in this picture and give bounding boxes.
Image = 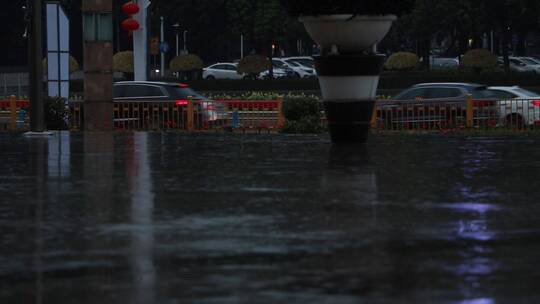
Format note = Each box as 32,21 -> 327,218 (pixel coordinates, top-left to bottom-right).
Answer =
69,71 -> 540,95
281,95 -> 325,134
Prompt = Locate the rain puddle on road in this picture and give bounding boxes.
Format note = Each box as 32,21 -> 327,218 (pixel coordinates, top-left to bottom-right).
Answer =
1,132 -> 540,303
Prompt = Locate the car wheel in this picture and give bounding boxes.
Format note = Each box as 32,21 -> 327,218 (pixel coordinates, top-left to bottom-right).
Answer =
293,72 -> 301,78
206,75 -> 215,80
506,114 -> 525,129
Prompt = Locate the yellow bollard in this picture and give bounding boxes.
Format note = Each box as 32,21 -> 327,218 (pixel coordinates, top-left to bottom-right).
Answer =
9,95 -> 17,130
276,97 -> 285,128
466,94 -> 474,128
187,96 -> 194,131
370,101 -> 378,129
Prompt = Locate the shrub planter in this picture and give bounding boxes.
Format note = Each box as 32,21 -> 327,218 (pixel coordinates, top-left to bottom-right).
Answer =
300,15 -> 396,54
300,15 -> 395,143
315,55 -> 385,142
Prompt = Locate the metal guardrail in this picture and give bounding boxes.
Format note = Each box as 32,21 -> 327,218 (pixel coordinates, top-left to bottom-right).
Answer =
0,96 -> 29,130
69,98 -> 285,132
371,95 -> 540,131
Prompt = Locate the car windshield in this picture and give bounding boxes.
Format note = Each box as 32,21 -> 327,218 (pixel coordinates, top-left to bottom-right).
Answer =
285,60 -> 301,67
173,87 -> 207,100
521,58 -> 538,65
514,88 -> 540,97
292,59 -> 314,68
471,87 -> 497,99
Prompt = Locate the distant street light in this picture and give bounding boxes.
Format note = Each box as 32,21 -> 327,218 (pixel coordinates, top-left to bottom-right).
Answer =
172,22 -> 180,56
183,30 -> 188,53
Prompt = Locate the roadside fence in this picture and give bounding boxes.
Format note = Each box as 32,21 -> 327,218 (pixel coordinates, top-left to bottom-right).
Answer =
0,96 -> 29,130
69,98 -> 285,132
371,95 -> 540,131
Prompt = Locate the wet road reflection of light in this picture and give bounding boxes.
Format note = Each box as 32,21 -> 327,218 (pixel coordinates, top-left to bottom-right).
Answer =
127,133 -> 156,304
457,298 -> 495,304
2,134 -> 540,303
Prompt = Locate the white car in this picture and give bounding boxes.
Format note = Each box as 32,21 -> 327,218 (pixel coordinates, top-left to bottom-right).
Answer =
498,57 -> 540,73
272,58 -> 315,78
258,67 -> 289,80
284,56 -> 314,69
488,86 -> 540,126
516,57 -> 540,74
203,63 -> 245,80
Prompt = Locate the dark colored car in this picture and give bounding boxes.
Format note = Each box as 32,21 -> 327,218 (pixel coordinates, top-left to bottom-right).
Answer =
392,83 -> 497,101
113,81 -> 227,127
378,83 -> 498,129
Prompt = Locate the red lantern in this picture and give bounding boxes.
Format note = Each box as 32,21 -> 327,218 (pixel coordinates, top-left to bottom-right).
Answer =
122,2 -> 140,15
121,18 -> 140,31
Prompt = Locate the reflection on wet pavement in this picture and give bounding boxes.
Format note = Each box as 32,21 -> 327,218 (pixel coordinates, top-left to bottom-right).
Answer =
1,132 -> 540,303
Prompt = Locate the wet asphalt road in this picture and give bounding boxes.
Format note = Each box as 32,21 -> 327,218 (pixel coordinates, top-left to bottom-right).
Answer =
1,131 -> 540,303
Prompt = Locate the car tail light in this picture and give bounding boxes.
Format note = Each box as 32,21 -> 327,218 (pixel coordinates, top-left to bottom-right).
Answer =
175,99 -> 188,106
178,83 -> 189,88
532,100 -> 540,107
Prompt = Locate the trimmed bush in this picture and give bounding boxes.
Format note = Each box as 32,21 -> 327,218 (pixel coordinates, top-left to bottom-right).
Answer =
113,51 -> 134,73
384,52 -> 419,71
461,49 -> 497,72
280,0 -> 414,16
44,96 -> 69,130
169,54 -> 204,72
42,55 -> 80,74
281,94 -> 325,134
237,55 -> 271,79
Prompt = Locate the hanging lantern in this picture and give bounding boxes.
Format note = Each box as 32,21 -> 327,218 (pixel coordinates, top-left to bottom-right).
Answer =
122,2 -> 140,15
121,18 -> 140,31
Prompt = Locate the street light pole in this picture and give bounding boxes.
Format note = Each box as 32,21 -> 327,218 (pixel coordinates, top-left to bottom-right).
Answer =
183,30 -> 188,53
29,0 -> 45,132
160,16 -> 165,77
172,23 -> 180,57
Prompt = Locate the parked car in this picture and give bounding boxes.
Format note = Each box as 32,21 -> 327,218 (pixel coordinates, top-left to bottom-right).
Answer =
380,83 -> 498,128
283,56 -> 315,68
203,63 -> 245,80
392,83 -> 497,101
272,58 -> 315,78
114,81 -> 227,123
498,57 -> 540,73
430,57 -> 460,70
258,67 -> 289,80
487,86 -> 540,126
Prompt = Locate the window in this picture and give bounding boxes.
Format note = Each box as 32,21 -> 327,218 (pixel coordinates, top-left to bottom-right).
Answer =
272,60 -> 285,68
213,64 -> 227,70
394,88 -> 427,100
224,65 -> 237,71
509,59 -> 526,67
426,88 -> 462,99
488,90 -> 517,99
114,85 -> 125,98
121,85 -> 166,98
83,13 -> 113,42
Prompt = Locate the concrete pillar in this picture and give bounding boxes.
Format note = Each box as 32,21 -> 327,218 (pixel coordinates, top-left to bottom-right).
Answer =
82,0 -> 114,131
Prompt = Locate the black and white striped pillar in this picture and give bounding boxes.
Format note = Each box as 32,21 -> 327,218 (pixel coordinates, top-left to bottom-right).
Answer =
315,55 -> 385,143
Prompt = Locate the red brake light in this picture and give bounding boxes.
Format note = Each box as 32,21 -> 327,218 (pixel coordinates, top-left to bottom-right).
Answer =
532,100 -> 540,107
175,99 -> 188,106
178,83 -> 189,88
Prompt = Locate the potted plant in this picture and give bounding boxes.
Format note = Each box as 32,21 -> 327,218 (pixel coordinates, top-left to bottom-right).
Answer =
281,0 -> 412,143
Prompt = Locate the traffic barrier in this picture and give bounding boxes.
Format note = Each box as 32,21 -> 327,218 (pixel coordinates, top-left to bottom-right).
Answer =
372,96 -> 539,131
68,98 -> 285,132
0,96 -> 28,130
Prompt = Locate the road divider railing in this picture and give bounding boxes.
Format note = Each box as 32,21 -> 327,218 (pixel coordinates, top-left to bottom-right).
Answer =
68,98 -> 285,132
371,95 -> 540,131
0,96 -> 29,130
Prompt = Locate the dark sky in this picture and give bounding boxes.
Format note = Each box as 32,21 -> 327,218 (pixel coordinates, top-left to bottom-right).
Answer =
0,1 -> 29,67
0,0 -> 129,68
